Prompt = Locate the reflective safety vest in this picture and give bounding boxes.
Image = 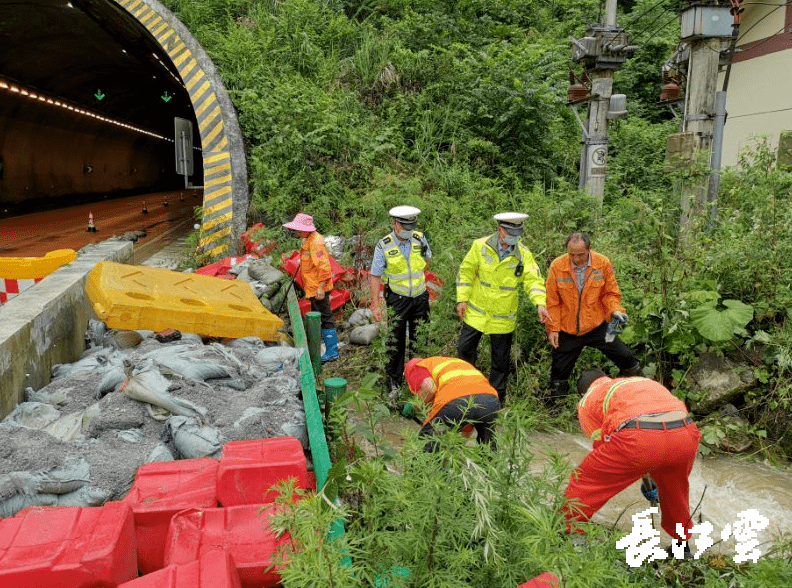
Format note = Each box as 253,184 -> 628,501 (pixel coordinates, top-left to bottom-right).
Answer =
456,234 -> 546,334
417,356 -> 498,425
379,231 -> 427,297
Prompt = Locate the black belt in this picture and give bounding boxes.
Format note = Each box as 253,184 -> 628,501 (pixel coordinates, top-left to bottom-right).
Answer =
615,416 -> 693,432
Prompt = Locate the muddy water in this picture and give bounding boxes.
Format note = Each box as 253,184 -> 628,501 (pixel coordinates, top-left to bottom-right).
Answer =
353,413 -> 792,558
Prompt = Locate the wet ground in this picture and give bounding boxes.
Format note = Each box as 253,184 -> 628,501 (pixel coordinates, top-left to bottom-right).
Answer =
350,409 -> 792,558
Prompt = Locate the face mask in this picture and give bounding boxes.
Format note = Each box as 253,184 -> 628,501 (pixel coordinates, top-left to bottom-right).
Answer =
503,234 -> 520,246
396,229 -> 412,239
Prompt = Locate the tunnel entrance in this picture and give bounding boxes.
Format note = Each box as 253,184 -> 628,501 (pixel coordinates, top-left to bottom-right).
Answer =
0,0 -> 247,256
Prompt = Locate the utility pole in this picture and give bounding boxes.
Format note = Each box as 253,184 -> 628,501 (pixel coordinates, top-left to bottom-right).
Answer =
671,2 -> 736,235
569,0 -> 635,204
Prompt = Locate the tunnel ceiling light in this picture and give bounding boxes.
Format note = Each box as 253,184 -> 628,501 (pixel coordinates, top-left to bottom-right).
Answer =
0,76 -> 179,144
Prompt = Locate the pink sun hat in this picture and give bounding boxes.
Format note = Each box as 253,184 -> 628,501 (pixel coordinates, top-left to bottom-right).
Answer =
283,212 -> 316,232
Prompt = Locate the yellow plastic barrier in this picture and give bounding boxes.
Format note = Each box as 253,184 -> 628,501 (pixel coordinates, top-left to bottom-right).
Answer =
0,249 -> 77,279
86,261 -> 285,341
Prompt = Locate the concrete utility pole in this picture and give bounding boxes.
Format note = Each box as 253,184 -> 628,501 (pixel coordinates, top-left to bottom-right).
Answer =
673,2 -> 736,235
570,0 -> 635,204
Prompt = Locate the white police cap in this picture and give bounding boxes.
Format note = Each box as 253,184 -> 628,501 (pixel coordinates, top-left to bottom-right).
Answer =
493,212 -> 528,235
389,205 -> 421,227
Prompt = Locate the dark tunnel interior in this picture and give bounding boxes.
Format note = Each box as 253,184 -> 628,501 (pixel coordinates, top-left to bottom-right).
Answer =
0,0 -> 202,215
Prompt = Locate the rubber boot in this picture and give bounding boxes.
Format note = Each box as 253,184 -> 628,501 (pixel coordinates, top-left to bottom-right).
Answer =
545,380 -> 570,408
320,328 -> 339,362
618,363 -> 643,377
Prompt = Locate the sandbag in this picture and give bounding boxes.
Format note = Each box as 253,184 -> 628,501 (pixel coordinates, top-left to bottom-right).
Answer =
255,346 -> 305,370
122,360 -> 208,423
0,486 -> 112,518
0,456 -> 91,501
52,347 -> 124,379
349,324 -> 381,345
143,347 -> 230,381
146,444 -> 175,463
346,308 -> 374,327
166,416 -> 224,459
247,260 -> 285,285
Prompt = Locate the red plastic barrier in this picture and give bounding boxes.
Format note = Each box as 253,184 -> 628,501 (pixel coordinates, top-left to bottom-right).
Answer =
517,572 -> 561,588
241,223 -> 277,257
195,255 -> 257,278
217,438 -> 313,507
122,458 -> 219,575
165,505 -> 291,588
0,501 -> 137,588
118,549 -> 242,588
297,288 -> 351,317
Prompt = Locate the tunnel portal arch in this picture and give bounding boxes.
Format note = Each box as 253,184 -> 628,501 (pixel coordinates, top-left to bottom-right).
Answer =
112,0 -> 248,257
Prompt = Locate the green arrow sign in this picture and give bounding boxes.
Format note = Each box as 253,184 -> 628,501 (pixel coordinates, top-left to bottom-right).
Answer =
94,90 -> 105,101
161,91 -> 172,103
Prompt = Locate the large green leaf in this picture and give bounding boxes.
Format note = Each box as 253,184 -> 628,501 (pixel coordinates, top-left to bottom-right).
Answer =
690,300 -> 754,342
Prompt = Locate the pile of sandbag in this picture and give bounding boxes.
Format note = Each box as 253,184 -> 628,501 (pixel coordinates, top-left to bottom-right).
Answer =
0,320 -> 309,516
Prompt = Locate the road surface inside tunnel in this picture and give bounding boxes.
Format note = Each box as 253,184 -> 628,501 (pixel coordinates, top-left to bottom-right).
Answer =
0,189 -> 202,260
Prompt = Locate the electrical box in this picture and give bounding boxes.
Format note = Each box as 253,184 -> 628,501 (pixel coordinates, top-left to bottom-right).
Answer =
680,6 -> 733,40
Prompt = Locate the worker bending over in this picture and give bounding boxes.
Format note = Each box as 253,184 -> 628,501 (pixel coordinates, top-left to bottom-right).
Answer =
563,370 -> 701,546
405,357 -> 501,452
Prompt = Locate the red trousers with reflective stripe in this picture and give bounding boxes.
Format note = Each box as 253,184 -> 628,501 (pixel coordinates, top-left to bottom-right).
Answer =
563,423 -> 701,541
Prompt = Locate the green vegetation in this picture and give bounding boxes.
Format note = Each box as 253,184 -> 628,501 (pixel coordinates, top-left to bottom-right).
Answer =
161,0 -> 792,583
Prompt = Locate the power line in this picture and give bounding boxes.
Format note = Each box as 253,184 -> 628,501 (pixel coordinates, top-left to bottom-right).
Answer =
631,10 -> 680,44
737,1 -> 791,43
729,105 -> 792,119
626,0 -> 673,27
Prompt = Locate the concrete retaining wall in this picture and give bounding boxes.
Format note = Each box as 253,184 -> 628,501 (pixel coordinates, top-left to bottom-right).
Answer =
0,240 -> 133,419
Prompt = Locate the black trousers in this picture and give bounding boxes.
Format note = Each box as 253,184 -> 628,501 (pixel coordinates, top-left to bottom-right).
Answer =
309,296 -> 335,329
419,394 -> 501,452
550,321 -> 638,382
457,322 -> 513,402
385,290 -> 430,386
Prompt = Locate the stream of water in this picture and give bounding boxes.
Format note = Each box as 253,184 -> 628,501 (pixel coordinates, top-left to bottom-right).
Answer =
354,413 -> 792,559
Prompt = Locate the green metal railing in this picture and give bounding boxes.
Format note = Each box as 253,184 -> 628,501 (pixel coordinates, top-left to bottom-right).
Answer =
287,289 -> 347,542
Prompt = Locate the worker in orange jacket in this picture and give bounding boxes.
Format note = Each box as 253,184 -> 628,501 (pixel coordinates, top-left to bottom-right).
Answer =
405,357 -> 501,452
563,370 -> 701,546
283,213 -> 338,362
545,232 -> 641,404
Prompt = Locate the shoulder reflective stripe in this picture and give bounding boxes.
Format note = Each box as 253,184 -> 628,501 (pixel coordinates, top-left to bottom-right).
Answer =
430,359 -> 462,376
457,281 -> 473,287
556,277 -> 574,283
601,378 -> 643,414
592,275 -> 605,281
387,272 -> 410,279
437,368 -> 482,387
529,287 -> 545,294
499,285 -> 516,291
479,280 -> 492,288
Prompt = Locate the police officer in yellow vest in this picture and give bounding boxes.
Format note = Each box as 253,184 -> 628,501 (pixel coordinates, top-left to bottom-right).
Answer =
456,212 -> 552,402
370,206 -> 432,395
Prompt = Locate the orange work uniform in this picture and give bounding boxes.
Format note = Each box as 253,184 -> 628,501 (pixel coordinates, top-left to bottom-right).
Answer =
563,376 -> 701,541
546,250 -> 624,337
406,357 -> 501,451
299,231 -> 333,298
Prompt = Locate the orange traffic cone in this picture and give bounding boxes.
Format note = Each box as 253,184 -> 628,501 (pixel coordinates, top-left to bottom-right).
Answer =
142,201 -> 148,214
87,212 -> 97,232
